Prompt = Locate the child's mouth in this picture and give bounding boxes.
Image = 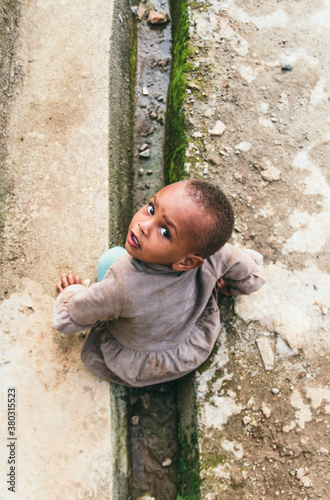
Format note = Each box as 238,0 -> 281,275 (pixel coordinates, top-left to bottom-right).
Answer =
127,231 -> 140,249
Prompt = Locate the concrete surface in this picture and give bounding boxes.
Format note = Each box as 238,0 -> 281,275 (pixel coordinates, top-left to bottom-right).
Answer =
0,0 -> 114,498
184,0 -> 330,498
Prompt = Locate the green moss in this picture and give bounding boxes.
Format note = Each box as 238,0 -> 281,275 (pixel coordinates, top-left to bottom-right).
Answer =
164,0 -> 190,184
188,0 -> 210,11
197,339 -> 220,375
177,424 -> 201,499
185,61 -> 195,73
201,452 -> 227,469
186,45 -> 199,58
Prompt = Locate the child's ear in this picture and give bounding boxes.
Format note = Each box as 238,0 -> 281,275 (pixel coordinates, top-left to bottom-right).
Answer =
172,255 -> 204,272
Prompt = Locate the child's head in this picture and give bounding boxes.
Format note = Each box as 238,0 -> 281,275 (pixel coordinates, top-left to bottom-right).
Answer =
125,179 -> 234,271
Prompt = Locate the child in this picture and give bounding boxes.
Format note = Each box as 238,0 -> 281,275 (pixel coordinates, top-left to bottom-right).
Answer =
53,180 -> 265,387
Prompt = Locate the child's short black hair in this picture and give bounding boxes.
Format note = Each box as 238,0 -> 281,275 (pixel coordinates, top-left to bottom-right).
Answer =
184,179 -> 234,258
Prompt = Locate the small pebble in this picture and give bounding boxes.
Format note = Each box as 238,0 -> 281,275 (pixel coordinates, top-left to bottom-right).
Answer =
261,166 -> 281,182
142,87 -> 149,95
272,388 -> 279,394
247,397 -> 255,409
139,143 -> 149,152
139,149 -> 150,158
243,416 -> 251,425
146,169 -> 153,175
261,402 -> 272,418
149,110 -> 158,120
209,120 -> 226,136
256,337 -> 275,370
147,10 -> 168,25
208,153 -> 222,166
138,168 -> 144,176
235,141 -> 251,152
282,64 -> 293,71
162,458 -> 172,467
131,416 -> 139,425
0,358 -> 11,366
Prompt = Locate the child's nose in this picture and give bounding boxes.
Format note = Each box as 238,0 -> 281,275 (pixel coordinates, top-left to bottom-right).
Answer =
138,219 -> 151,235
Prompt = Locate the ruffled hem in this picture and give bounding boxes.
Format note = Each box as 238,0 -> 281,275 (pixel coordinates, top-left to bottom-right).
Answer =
81,298 -> 220,387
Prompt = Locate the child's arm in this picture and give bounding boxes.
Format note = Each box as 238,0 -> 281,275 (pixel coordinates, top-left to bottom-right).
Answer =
208,243 -> 265,296
53,268 -> 122,334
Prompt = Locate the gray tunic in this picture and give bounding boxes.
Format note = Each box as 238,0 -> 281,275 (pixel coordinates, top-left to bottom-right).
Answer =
53,243 -> 265,387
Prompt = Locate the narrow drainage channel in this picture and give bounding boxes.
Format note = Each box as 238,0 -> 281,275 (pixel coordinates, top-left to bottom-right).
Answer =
129,1 -> 179,499
109,0 -> 199,498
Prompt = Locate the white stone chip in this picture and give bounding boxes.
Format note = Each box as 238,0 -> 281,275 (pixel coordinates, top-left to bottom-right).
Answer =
256,337 -> 275,370
209,120 -> 226,136
162,458 -> 172,467
235,141 -> 252,151
261,402 -> 272,418
283,421 -> 296,433
261,166 -> 281,181
243,416 -> 252,425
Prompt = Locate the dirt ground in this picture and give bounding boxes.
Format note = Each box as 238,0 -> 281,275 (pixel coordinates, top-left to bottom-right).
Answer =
185,0 -> 330,498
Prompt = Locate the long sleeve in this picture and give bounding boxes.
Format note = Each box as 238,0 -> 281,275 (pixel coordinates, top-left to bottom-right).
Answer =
53,266 -> 123,334
206,243 -> 265,295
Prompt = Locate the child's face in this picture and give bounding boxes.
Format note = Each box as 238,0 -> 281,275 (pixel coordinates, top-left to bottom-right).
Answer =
125,183 -> 205,270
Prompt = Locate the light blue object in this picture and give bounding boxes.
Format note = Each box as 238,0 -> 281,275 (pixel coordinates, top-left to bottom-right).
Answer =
97,246 -> 127,282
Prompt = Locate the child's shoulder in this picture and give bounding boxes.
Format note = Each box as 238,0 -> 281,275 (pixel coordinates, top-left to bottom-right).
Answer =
204,243 -> 263,279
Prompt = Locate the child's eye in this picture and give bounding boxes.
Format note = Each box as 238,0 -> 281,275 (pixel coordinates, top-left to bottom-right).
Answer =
147,203 -> 154,215
160,227 -> 170,239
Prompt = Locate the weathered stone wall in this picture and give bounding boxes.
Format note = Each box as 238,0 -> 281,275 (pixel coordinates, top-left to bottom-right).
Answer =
109,0 -> 137,246
0,0 -> 20,277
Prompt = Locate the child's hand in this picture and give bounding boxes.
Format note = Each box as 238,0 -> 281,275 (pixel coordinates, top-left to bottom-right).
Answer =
218,277 -> 236,296
57,271 -> 81,293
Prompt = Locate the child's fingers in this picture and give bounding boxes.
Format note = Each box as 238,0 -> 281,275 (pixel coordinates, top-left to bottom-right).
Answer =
61,273 -> 69,288
57,272 -> 81,293
67,271 -> 74,285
